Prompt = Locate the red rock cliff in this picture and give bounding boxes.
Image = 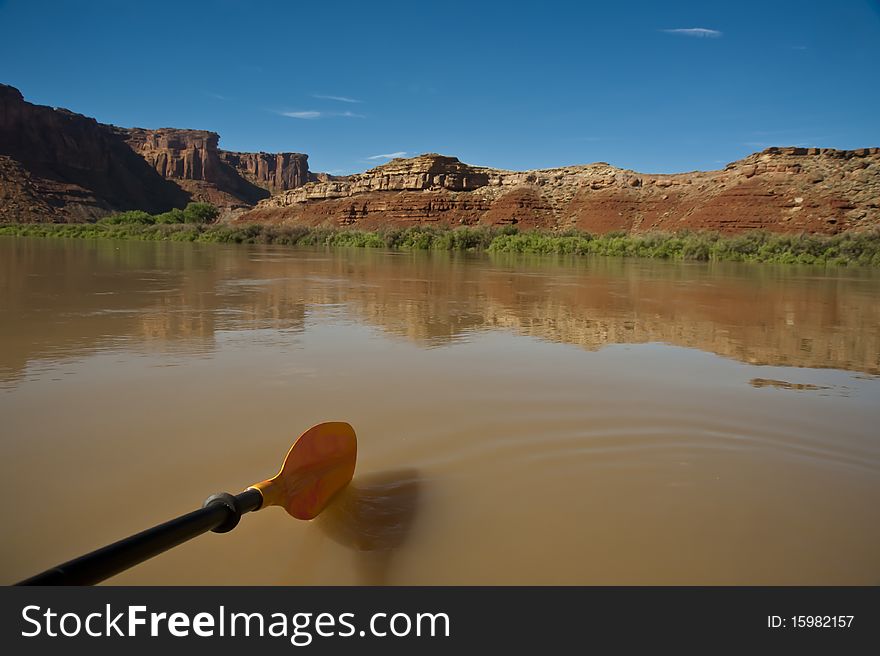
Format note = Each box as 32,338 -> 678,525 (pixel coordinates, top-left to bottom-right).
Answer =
219,151 -> 310,193
240,150 -> 880,234
120,128 -> 267,208
2,83 -> 877,232
0,84 -> 189,222
119,127 -> 312,208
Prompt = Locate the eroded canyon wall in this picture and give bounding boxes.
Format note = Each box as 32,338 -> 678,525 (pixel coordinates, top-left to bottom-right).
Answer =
119,128 -> 310,208
0,84 -> 189,222
241,149 -> 880,234
2,83 -> 877,231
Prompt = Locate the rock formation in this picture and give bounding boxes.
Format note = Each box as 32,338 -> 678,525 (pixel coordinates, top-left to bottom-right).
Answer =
241,149 -> 880,234
120,127 -> 312,208
219,150 -> 311,193
0,84 -> 189,222
0,84 -> 316,222
1,83 -> 877,232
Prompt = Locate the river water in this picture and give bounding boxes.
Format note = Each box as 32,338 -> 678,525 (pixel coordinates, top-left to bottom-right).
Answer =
1,237 -> 879,584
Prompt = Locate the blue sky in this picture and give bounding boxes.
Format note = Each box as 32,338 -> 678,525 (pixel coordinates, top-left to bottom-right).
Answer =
1,0 -> 878,174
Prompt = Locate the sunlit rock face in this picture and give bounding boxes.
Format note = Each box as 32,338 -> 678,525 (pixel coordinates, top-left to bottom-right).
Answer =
219,151 -> 311,194
120,127 -> 311,208
2,81 -> 877,230
0,83 -> 319,221
242,149 -> 880,234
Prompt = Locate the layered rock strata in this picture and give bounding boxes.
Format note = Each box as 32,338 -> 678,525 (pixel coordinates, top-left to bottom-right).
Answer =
0,84 -> 316,221
0,84 -> 189,222
2,82 -> 877,232
219,151 -> 311,193
242,149 -> 880,234
120,127 -> 314,207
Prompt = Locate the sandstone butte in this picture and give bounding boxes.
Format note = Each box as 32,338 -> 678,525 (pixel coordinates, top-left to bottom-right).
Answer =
0,83 -> 314,222
1,83 -> 878,234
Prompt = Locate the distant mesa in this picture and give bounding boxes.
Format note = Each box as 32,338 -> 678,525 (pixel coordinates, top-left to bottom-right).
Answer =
0,83 -> 317,221
118,127 -> 313,207
0,83 -> 189,222
241,149 -> 880,234
1,83 -> 878,233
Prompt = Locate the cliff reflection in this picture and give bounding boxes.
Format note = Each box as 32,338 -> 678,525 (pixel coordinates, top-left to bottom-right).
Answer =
2,238 -> 879,384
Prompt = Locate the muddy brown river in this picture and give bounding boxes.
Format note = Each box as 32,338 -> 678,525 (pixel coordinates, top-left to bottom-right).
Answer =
1,237 -> 879,585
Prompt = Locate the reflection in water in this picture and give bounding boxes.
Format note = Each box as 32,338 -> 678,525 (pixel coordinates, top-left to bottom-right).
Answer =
1,237 -> 879,386
1,238 -> 879,585
312,470 -> 421,585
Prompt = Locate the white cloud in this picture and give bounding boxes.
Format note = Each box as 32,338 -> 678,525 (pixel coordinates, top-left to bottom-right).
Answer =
662,28 -> 722,38
281,110 -> 322,119
367,151 -> 408,160
313,94 -> 362,104
279,110 -> 365,120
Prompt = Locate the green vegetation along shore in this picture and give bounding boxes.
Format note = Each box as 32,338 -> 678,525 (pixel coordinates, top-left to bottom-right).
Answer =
2,206 -> 879,266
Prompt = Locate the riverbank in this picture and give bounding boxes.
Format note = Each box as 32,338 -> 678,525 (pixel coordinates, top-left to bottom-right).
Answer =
2,223 -> 879,266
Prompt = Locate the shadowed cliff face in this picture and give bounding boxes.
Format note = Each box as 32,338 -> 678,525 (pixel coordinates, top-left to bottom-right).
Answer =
220,151 -> 311,194
120,127 -> 312,207
0,84 -> 315,221
2,239 -> 877,388
242,149 -> 880,234
0,84 -> 190,222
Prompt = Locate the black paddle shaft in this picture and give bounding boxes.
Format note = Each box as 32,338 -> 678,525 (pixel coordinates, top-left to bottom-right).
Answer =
16,489 -> 263,586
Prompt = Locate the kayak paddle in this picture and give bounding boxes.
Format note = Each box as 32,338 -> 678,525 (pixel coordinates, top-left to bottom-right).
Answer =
17,421 -> 357,585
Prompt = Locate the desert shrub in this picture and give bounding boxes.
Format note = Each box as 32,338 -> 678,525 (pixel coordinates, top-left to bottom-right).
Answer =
183,202 -> 219,224
154,208 -> 186,224
3,221 -> 879,267
99,210 -> 154,225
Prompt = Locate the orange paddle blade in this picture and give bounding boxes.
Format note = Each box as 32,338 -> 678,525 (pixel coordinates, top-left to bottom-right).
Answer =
249,422 -> 357,520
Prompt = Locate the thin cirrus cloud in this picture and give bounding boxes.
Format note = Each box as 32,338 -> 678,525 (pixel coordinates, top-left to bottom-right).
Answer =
366,152 -> 407,160
280,110 -> 322,119
662,27 -> 722,38
312,94 -> 363,104
279,110 -> 365,119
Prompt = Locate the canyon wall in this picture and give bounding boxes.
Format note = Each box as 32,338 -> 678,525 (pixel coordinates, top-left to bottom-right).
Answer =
0,84 -> 189,222
120,127 -> 312,208
241,150 -> 880,234
219,150 -> 311,193
2,83 -> 877,232
0,84 -> 315,221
